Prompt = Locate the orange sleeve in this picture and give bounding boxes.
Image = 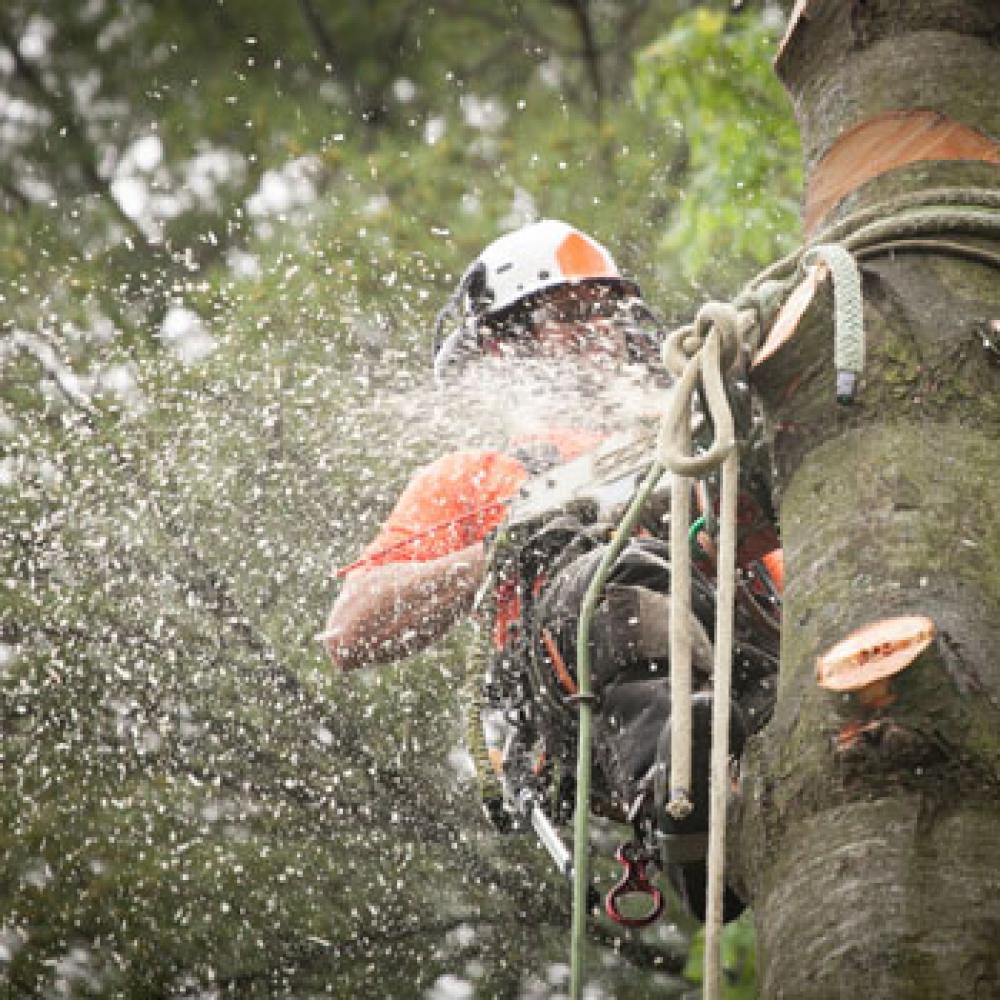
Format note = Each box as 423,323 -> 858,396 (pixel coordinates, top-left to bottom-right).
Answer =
339,450 -> 528,575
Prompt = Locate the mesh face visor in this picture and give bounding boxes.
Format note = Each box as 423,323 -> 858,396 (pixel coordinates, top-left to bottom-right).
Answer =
433,276 -> 666,380
524,284 -> 666,368
531,282 -> 631,323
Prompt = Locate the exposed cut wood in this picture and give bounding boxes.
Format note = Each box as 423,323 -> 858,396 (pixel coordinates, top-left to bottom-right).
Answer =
804,110 -> 1000,234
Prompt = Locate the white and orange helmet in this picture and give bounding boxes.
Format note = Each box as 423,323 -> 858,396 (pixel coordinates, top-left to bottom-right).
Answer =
434,219 -> 652,378
464,219 -> 638,319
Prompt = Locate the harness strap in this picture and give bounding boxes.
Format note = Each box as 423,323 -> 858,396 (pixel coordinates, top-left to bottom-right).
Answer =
658,831 -> 710,865
541,627 -> 579,697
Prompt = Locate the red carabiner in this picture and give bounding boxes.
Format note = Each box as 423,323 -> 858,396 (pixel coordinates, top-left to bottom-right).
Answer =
605,842 -> 664,929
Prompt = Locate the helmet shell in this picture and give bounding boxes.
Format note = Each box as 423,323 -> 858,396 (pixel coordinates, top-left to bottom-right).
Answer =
466,219 -> 638,320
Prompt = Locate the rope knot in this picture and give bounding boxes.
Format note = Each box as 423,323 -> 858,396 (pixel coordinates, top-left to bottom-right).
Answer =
657,301 -> 741,478
662,301 -> 741,380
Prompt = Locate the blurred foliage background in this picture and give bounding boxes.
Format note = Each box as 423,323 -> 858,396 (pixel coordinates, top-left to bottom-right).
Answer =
1,2 -> 799,996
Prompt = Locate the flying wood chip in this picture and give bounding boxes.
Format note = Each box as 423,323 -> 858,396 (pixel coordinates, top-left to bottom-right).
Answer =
816,614 -> 935,707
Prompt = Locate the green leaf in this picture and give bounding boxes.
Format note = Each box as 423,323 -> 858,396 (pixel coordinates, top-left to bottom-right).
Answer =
683,911 -> 758,999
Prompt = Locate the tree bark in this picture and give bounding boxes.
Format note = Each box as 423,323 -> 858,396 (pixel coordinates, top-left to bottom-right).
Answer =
732,3 -> 1000,997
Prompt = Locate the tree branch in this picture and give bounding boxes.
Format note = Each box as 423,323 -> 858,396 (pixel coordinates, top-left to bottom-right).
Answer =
555,0 -> 605,123
0,14 -> 152,249
295,0 -> 338,67
295,0 -> 411,125
1,329 -> 97,413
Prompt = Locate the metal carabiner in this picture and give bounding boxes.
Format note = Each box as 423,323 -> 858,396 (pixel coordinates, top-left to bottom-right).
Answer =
605,842 -> 664,929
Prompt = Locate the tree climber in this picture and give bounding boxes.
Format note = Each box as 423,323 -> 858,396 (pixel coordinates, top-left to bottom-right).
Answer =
321,219 -> 782,922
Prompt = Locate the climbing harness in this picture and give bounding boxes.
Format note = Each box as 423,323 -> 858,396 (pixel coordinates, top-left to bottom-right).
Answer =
465,428 -> 674,876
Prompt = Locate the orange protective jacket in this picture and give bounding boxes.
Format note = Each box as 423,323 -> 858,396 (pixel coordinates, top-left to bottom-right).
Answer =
340,428 -> 784,587
337,428 -> 604,577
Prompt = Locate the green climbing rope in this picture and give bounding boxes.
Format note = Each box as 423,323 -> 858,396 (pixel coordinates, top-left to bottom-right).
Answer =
689,514 -> 708,558
569,458 -> 666,1000
742,186 -> 1000,293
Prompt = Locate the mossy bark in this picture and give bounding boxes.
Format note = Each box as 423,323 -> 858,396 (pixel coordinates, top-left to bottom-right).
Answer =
733,3 -> 1000,996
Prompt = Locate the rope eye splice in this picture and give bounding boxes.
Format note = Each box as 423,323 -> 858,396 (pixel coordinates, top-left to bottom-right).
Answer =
800,244 -> 865,405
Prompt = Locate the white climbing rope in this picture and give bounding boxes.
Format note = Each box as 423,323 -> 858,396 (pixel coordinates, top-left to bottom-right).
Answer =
704,439 -> 738,1000
657,301 -> 745,1000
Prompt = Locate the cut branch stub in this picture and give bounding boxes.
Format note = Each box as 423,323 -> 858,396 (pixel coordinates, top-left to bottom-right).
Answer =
815,614 -> 935,709
753,261 -> 828,368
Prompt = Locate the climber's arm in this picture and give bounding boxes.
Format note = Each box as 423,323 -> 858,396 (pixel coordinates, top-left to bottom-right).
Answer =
321,542 -> 486,671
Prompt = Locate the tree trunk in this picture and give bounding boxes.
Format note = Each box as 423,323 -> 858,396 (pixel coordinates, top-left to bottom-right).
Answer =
732,3 -> 1000,997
